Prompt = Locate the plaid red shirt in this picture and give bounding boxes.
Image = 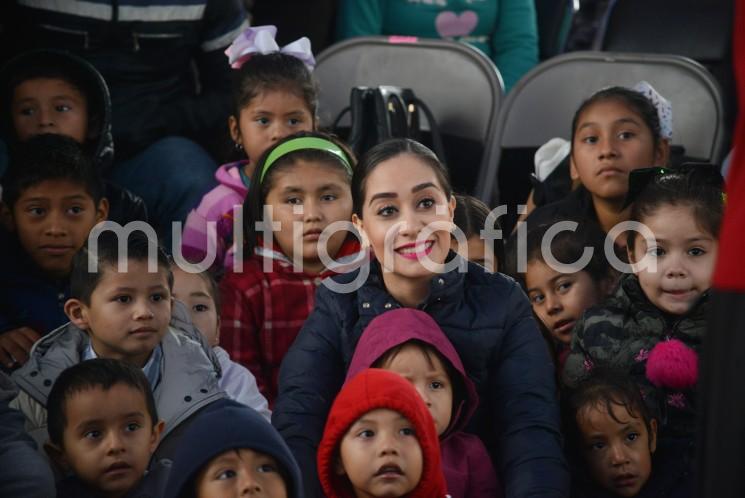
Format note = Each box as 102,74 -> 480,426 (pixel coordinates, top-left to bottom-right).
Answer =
219,240 -> 362,404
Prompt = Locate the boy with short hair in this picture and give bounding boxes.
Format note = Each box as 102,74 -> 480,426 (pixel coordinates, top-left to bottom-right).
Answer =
317,369 -> 449,498
0,134 -> 108,368
10,230 -> 225,457
45,358 -> 167,498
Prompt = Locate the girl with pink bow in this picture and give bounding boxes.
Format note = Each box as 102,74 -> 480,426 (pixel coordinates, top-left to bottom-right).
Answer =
182,25 -> 319,270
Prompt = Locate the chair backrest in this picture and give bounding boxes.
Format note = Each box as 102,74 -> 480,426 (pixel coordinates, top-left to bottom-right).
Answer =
476,51 -> 726,206
596,0 -> 733,65
314,36 -> 504,194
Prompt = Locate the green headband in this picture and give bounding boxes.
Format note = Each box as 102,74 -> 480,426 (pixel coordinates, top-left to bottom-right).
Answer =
260,137 -> 353,183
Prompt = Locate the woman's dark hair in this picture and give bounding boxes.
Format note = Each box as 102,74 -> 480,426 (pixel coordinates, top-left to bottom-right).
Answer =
242,131 -> 355,259
453,194 -> 504,271
505,219 -> 612,288
352,139 -> 453,217
627,165 -> 724,248
562,368 -> 658,461
231,52 -> 318,123
570,86 -> 663,152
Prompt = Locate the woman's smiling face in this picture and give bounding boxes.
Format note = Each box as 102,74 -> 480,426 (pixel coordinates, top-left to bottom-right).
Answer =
354,153 -> 455,284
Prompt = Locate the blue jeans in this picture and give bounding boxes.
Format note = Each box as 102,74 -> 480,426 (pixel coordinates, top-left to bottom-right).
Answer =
110,136 -> 217,252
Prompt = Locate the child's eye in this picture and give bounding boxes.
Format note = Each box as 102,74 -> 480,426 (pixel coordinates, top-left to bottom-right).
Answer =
258,463 -> 278,473
417,198 -> 435,209
19,106 -> 36,116
357,429 -> 375,439
626,432 -> 640,442
557,281 -> 573,293
194,304 -> 210,312
589,442 -> 605,451
286,197 -> 302,205
84,430 -> 102,440
125,422 -> 141,432
115,295 -> 132,304
27,207 -> 45,216
217,469 -> 237,480
288,117 -> 303,126
400,427 -> 416,436
67,205 -> 84,215
151,293 -> 166,302
648,247 -> 665,257
55,104 -> 72,112
377,205 -> 397,217
688,247 -> 705,256
321,194 -> 337,202
618,131 -> 636,140
581,135 -> 598,145
256,117 -> 270,125
530,293 -> 545,305
430,380 -> 445,390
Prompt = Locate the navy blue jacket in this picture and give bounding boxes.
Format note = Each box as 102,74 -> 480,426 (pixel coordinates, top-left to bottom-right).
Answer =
0,229 -> 69,335
273,255 -> 569,498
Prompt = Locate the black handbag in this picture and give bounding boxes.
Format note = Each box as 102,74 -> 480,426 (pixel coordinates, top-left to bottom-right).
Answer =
332,85 -> 447,163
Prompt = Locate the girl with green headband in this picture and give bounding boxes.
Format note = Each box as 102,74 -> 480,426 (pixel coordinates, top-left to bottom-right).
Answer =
219,131 -> 362,404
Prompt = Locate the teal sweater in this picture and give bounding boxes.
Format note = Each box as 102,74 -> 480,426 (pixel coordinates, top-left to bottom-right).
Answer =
336,0 -> 538,91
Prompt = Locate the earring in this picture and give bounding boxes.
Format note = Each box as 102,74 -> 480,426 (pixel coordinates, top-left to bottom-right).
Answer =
234,142 -> 244,151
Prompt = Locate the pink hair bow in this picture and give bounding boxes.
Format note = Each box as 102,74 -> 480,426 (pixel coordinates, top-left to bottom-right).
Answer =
225,25 -> 316,70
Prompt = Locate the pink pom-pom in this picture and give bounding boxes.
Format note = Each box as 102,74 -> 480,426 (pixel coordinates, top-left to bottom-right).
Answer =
645,339 -> 698,390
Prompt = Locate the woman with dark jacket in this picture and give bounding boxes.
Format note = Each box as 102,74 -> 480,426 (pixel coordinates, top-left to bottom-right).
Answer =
273,139 -> 569,498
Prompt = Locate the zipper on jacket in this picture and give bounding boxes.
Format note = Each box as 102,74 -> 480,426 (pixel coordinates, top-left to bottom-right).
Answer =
132,32 -> 183,52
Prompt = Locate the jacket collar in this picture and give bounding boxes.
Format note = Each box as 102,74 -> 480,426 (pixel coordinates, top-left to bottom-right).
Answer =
357,251 -> 467,315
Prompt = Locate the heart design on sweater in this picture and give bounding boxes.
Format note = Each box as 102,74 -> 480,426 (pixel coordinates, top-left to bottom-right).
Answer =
435,10 -> 479,38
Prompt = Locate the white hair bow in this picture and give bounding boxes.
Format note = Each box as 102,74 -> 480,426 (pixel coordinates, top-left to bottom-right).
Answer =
225,25 -> 315,70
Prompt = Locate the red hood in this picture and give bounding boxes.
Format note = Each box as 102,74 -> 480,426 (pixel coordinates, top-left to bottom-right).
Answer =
318,369 -> 448,498
346,309 -> 479,438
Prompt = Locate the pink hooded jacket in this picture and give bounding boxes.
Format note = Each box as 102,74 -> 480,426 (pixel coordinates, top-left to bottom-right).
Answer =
346,309 -> 502,498
181,161 -> 248,269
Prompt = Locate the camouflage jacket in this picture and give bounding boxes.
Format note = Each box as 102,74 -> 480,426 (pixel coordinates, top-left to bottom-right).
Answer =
562,273 -> 707,437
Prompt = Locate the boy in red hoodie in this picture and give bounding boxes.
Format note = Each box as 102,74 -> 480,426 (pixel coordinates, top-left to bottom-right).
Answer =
317,368 -> 449,498
346,309 -> 500,498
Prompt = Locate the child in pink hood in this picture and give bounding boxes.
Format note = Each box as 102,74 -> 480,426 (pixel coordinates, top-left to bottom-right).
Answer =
346,309 -> 501,498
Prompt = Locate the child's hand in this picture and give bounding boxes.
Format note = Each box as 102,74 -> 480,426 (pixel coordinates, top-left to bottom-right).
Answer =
0,327 -> 41,369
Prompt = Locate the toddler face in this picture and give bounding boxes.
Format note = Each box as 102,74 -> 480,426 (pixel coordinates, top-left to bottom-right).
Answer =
337,408 -> 423,498
380,344 -> 453,436
578,402 -> 656,497
526,261 -> 603,345
55,383 -> 162,498
171,267 -> 219,346
629,204 -> 717,315
195,448 -> 288,498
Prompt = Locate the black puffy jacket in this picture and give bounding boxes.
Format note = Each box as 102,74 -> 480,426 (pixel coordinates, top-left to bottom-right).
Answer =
273,254 -> 569,498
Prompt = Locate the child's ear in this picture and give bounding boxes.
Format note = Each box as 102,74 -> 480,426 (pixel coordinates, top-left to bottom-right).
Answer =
44,441 -> 70,473
352,214 -> 369,247
149,420 -> 165,453
96,197 -> 109,222
334,455 -> 346,477
649,418 -> 658,454
569,155 -> 580,181
64,298 -> 90,330
228,115 -> 241,145
654,138 -> 671,167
